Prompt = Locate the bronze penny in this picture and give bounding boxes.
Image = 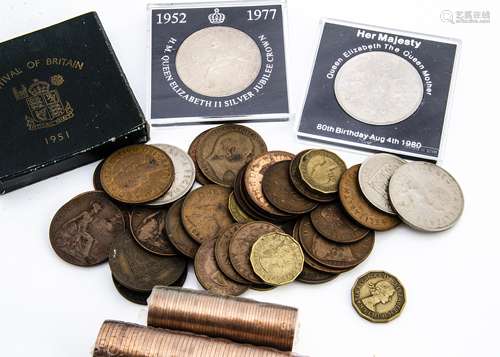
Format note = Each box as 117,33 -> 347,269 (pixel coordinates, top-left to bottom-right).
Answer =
244,151 -> 294,217
109,229 -> 187,292
195,239 -> 248,296
233,167 -> 272,221
289,150 -> 336,202
297,263 -> 338,284
300,215 -> 375,270
181,185 -> 234,243
100,144 -> 175,204
310,202 -> 370,243
188,128 -> 213,185
50,191 -> 125,266
214,223 -> 250,285
339,165 -> 400,231
130,207 -> 177,256
229,221 -> 283,284
93,160 -> 104,191
112,275 -> 151,305
166,199 -> 199,259
197,124 -> 268,187
262,160 -> 318,215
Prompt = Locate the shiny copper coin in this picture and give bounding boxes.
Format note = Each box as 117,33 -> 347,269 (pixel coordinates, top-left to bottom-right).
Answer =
229,221 -> 283,284
289,150 -> 336,202
244,151 -> 294,217
197,124 -> 268,187
188,128 -> 213,185
233,167 -> 271,221
339,165 -> 400,231
100,144 -> 175,204
166,199 -> 199,258
93,160 -> 104,191
195,239 -> 248,296
181,185 -> 234,243
50,191 -> 125,266
262,160 -> 318,215
130,207 -> 177,256
310,202 -> 370,243
300,215 -> 375,270
109,229 -> 187,292
214,223 -> 250,284
297,263 -> 338,284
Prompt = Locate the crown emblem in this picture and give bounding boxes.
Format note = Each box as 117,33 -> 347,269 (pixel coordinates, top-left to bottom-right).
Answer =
208,8 -> 225,24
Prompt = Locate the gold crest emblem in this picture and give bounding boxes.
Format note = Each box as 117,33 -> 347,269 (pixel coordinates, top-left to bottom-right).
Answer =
12,75 -> 74,130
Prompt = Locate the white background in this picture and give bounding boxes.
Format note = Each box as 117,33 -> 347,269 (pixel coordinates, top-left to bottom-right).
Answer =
0,0 -> 498,356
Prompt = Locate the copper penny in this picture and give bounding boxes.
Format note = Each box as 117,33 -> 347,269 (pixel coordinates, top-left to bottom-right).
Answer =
130,207 -> 177,256
195,239 -> 248,296
339,165 -> 400,231
109,229 -> 187,292
262,160 -> 318,215
300,215 -> 375,270
229,221 -> 283,284
244,151 -> 294,217
93,160 -> 104,191
233,167 -> 271,221
50,191 -> 125,266
214,223 -> 250,284
289,150 -> 336,202
197,124 -> 267,187
100,144 -> 175,204
188,128 -> 213,185
297,263 -> 338,284
310,202 -> 370,243
166,199 -> 199,259
181,185 -> 234,243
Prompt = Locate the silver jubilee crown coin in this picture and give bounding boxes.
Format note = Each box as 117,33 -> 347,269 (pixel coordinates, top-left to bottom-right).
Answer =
388,162 -> 464,232
359,154 -> 406,214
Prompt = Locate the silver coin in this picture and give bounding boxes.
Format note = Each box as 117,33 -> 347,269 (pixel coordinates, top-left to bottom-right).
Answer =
175,26 -> 262,97
147,144 -> 195,206
359,153 -> 406,214
388,162 -> 464,232
334,51 -> 424,125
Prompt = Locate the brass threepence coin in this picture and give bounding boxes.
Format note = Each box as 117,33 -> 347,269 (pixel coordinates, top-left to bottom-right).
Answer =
289,150 -> 336,202
352,271 -> 406,323
250,232 -> 304,286
165,199 -> 199,259
214,223 -> 250,284
262,160 -> 318,215
181,185 -> 234,243
244,151 -> 294,217
339,165 -> 400,231
298,149 -> 347,194
229,221 -> 283,284
109,229 -> 187,292
130,207 -> 177,256
197,124 -> 267,187
93,160 -> 104,191
188,128 -> 213,185
100,144 -> 175,204
310,202 -> 370,243
228,192 -> 253,224
50,191 -> 125,266
358,153 -> 406,214
195,239 -> 248,296
298,263 -> 338,284
299,215 -> 375,270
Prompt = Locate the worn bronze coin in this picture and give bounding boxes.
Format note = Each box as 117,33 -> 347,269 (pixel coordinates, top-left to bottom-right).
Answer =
229,221 -> 283,284
233,167 -> 272,221
100,144 -> 175,204
188,128 -> 213,185
112,275 -> 151,305
130,207 -> 177,256
299,149 -> 346,194
244,151 -> 294,217
93,161 -> 104,191
195,239 -> 249,296
290,150 -> 336,202
181,185 -> 234,243
339,165 -> 400,231
166,199 -> 199,259
262,161 -> 318,215
214,224 -> 250,284
50,191 -> 125,266
310,202 -> 370,243
297,263 -> 338,284
228,192 -> 253,224
197,124 -> 268,187
299,215 -> 375,270
109,229 -> 187,292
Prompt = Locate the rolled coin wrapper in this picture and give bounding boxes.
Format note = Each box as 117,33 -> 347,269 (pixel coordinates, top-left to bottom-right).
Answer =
93,320 -> 302,357
147,286 -> 298,351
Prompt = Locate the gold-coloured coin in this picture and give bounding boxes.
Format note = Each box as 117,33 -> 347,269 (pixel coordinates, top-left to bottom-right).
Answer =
351,271 -> 406,323
250,232 -> 304,286
228,192 -> 253,224
298,149 -> 346,194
